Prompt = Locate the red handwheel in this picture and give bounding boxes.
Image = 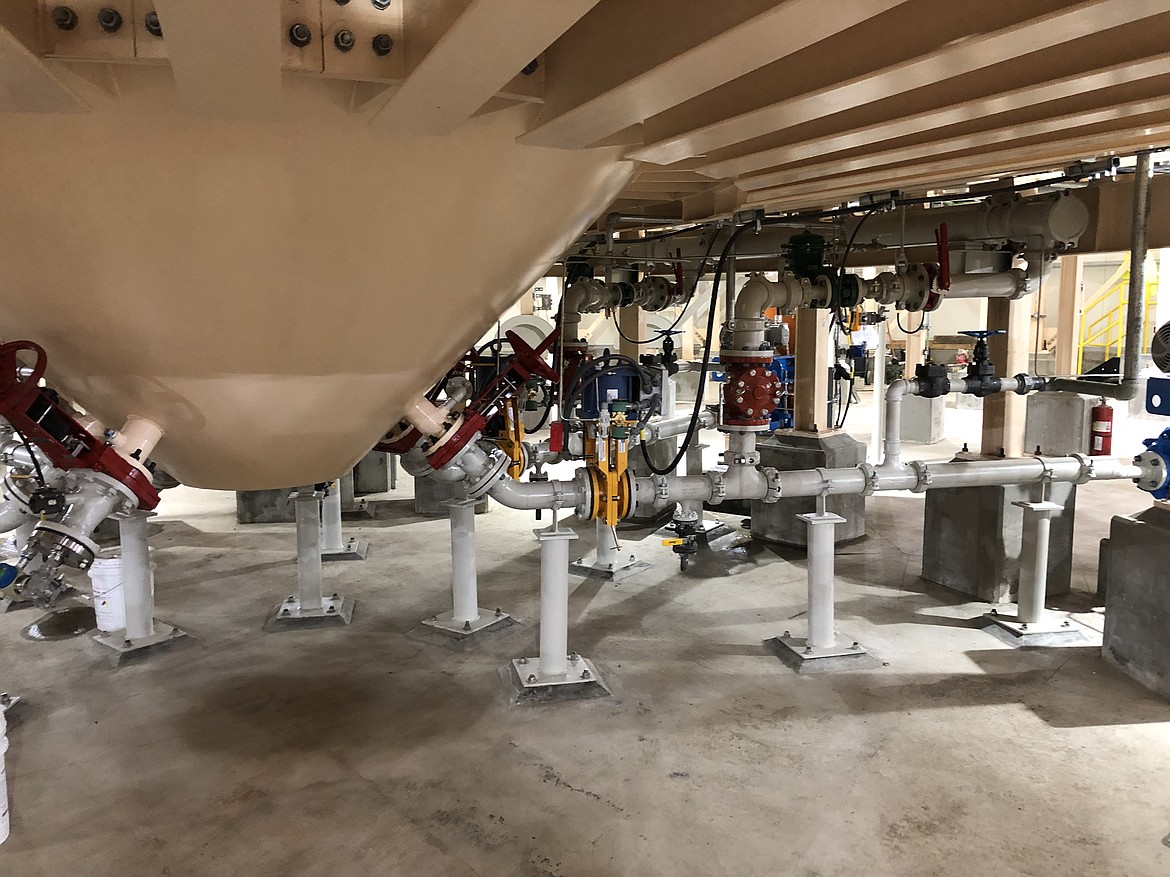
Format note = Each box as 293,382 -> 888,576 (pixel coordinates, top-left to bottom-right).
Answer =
0,340 -> 47,414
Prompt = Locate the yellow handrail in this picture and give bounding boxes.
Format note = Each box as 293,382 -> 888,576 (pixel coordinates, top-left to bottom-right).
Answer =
1077,256 -> 1158,373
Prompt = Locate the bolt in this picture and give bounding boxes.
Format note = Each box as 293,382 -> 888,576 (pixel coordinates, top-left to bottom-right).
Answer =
0,693 -> 9,706
97,7 -> 122,32
804,646 -> 813,655
521,59 -> 539,75
581,669 -> 591,679
124,639 -> 132,647
281,608 -> 290,616
463,620 -> 471,631
990,608 -> 998,615
527,674 -> 537,683
783,630 -> 791,638
518,656 -> 528,664
144,10 -> 161,36
288,22 -> 312,47
371,33 -> 394,56
1062,620 -> 1071,628
1020,623 -> 1029,631
52,5 -> 78,30
495,608 -> 502,617
569,652 -> 579,662
334,29 -> 355,52
851,641 -> 860,649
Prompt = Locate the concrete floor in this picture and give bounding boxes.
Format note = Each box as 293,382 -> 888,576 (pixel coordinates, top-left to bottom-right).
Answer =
2,405 -> 1170,875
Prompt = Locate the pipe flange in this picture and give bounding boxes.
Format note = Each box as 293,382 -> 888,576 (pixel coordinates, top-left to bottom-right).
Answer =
1069,452 -> 1095,484
574,469 -> 595,521
1134,450 -> 1169,494
707,472 -> 726,505
909,460 -> 932,493
462,448 -> 509,500
858,463 -> 878,497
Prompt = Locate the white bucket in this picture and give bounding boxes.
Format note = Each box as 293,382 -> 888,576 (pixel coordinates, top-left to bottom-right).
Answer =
88,548 -> 155,634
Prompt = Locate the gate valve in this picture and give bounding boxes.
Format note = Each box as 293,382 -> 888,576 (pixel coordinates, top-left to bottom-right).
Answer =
913,361 -> 951,398
960,329 -> 1004,396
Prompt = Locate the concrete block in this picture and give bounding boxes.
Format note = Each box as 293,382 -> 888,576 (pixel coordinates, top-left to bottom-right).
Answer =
1024,392 -> 1091,455
900,394 -> 945,444
750,430 -> 866,547
236,487 -> 302,524
414,476 -> 489,516
1101,504 -> 1170,700
353,451 -> 390,494
921,455 -> 1075,603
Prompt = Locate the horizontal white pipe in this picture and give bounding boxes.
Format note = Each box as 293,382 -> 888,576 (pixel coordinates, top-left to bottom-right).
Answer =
945,270 -> 1026,299
642,409 -> 716,441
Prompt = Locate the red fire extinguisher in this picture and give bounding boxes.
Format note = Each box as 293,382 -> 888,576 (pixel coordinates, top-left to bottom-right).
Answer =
1090,398 -> 1113,456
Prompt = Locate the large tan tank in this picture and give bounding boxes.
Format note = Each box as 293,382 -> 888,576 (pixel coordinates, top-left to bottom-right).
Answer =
0,68 -> 632,488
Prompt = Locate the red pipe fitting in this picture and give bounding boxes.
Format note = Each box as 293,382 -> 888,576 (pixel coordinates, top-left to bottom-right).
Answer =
721,356 -> 782,428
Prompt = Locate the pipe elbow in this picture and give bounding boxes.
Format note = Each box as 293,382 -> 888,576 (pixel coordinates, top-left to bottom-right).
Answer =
885,378 -> 918,403
733,276 -> 773,320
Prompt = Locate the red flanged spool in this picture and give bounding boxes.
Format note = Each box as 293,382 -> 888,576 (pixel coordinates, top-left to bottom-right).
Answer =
721,358 -> 782,428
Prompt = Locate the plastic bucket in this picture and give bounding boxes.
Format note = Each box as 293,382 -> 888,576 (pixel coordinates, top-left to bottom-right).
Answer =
88,549 -> 130,634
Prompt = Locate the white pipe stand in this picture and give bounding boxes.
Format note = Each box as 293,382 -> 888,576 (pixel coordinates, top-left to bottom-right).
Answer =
422,498 -> 511,638
770,502 -> 868,669
985,500 -> 1082,645
569,517 -> 649,583
321,478 -> 368,562
513,521 -> 606,696
267,490 -> 354,628
93,510 -> 187,660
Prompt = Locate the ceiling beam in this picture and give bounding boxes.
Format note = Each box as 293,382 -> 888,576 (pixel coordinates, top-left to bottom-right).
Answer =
519,0 -> 908,149
368,0 -> 599,136
697,52 -> 1170,180
629,0 -> 1167,165
742,123 -> 1170,208
152,0 -> 281,120
0,24 -> 86,113
739,95 -> 1170,192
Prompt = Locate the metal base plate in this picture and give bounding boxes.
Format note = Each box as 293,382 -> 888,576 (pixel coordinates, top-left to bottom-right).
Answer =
0,586 -> 80,613
265,594 -> 356,629
509,655 -> 609,702
322,538 -> 369,562
766,633 -> 875,674
569,554 -> 650,583
93,622 -> 188,658
0,692 -> 21,715
422,607 -> 512,637
982,610 -> 1088,647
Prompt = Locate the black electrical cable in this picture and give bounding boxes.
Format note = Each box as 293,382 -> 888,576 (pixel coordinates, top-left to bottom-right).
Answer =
16,430 -> 46,488
640,222 -> 754,476
897,310 -> 927,334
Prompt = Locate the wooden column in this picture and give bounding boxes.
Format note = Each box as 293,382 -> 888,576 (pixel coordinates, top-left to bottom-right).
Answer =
794,308 -> 832,432
1054,254 -> 1085,376
980,297 -> 1030,457
902,326 -> 926,378
617,305 -> 647,361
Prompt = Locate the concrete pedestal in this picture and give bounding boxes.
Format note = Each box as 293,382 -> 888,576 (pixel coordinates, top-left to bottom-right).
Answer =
749,431 -> 866,547
1101,504 -> 1170,701
900,394 -> 945,444
921,455 -> 1075,603
236,487 -> 302,524
352,451 -> 390,495
414,477 -> 489,516
1024,392 -> 1092,455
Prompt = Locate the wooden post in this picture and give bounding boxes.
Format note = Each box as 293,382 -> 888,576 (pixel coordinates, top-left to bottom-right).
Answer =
1054,254 -> 1084,376
980,297 -> 1030,457
794,308 -> 832,432
617,305 -> 646,361
903,327 -> 926,379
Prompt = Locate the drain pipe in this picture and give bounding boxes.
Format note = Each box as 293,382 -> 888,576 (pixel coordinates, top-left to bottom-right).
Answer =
1047,151 -> 1153,401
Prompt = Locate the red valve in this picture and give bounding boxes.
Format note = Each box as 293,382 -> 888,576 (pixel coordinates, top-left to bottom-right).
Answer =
934,223 -> 951,291
0,340 -> 47,413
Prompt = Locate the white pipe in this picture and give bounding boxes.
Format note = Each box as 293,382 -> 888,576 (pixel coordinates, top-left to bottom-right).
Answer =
119,512 -> 155,641
537,530 -> 573,678
110,416 -> 163,470
0,706 -> 8,845
595,518 -> 618,569
321,480 -> 345,554
945,270 -> 1027,299
869,319 -> 888,464
1017,504 -> 1062,624
882,379 -> 919,469
403,394 -> 453,437
488,476 -> 582,510
294,492 -> 323,612
805,512 -> 841,649
449,501 -> 479,625
642,408 -> 715,441
0,499 -> 29,535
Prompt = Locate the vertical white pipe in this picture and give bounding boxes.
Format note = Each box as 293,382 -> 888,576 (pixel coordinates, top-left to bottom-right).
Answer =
869,319 -> 887,463
595,518 -> 618,569
0,708 -> 8,845
804,512 -> 842,649
118,512 -> 154,641
321,480 -> 345,554
1016,505 -> 1059,624
294,493 -> 324,611
538,532 -> 572,678
449,501 -> 479,625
